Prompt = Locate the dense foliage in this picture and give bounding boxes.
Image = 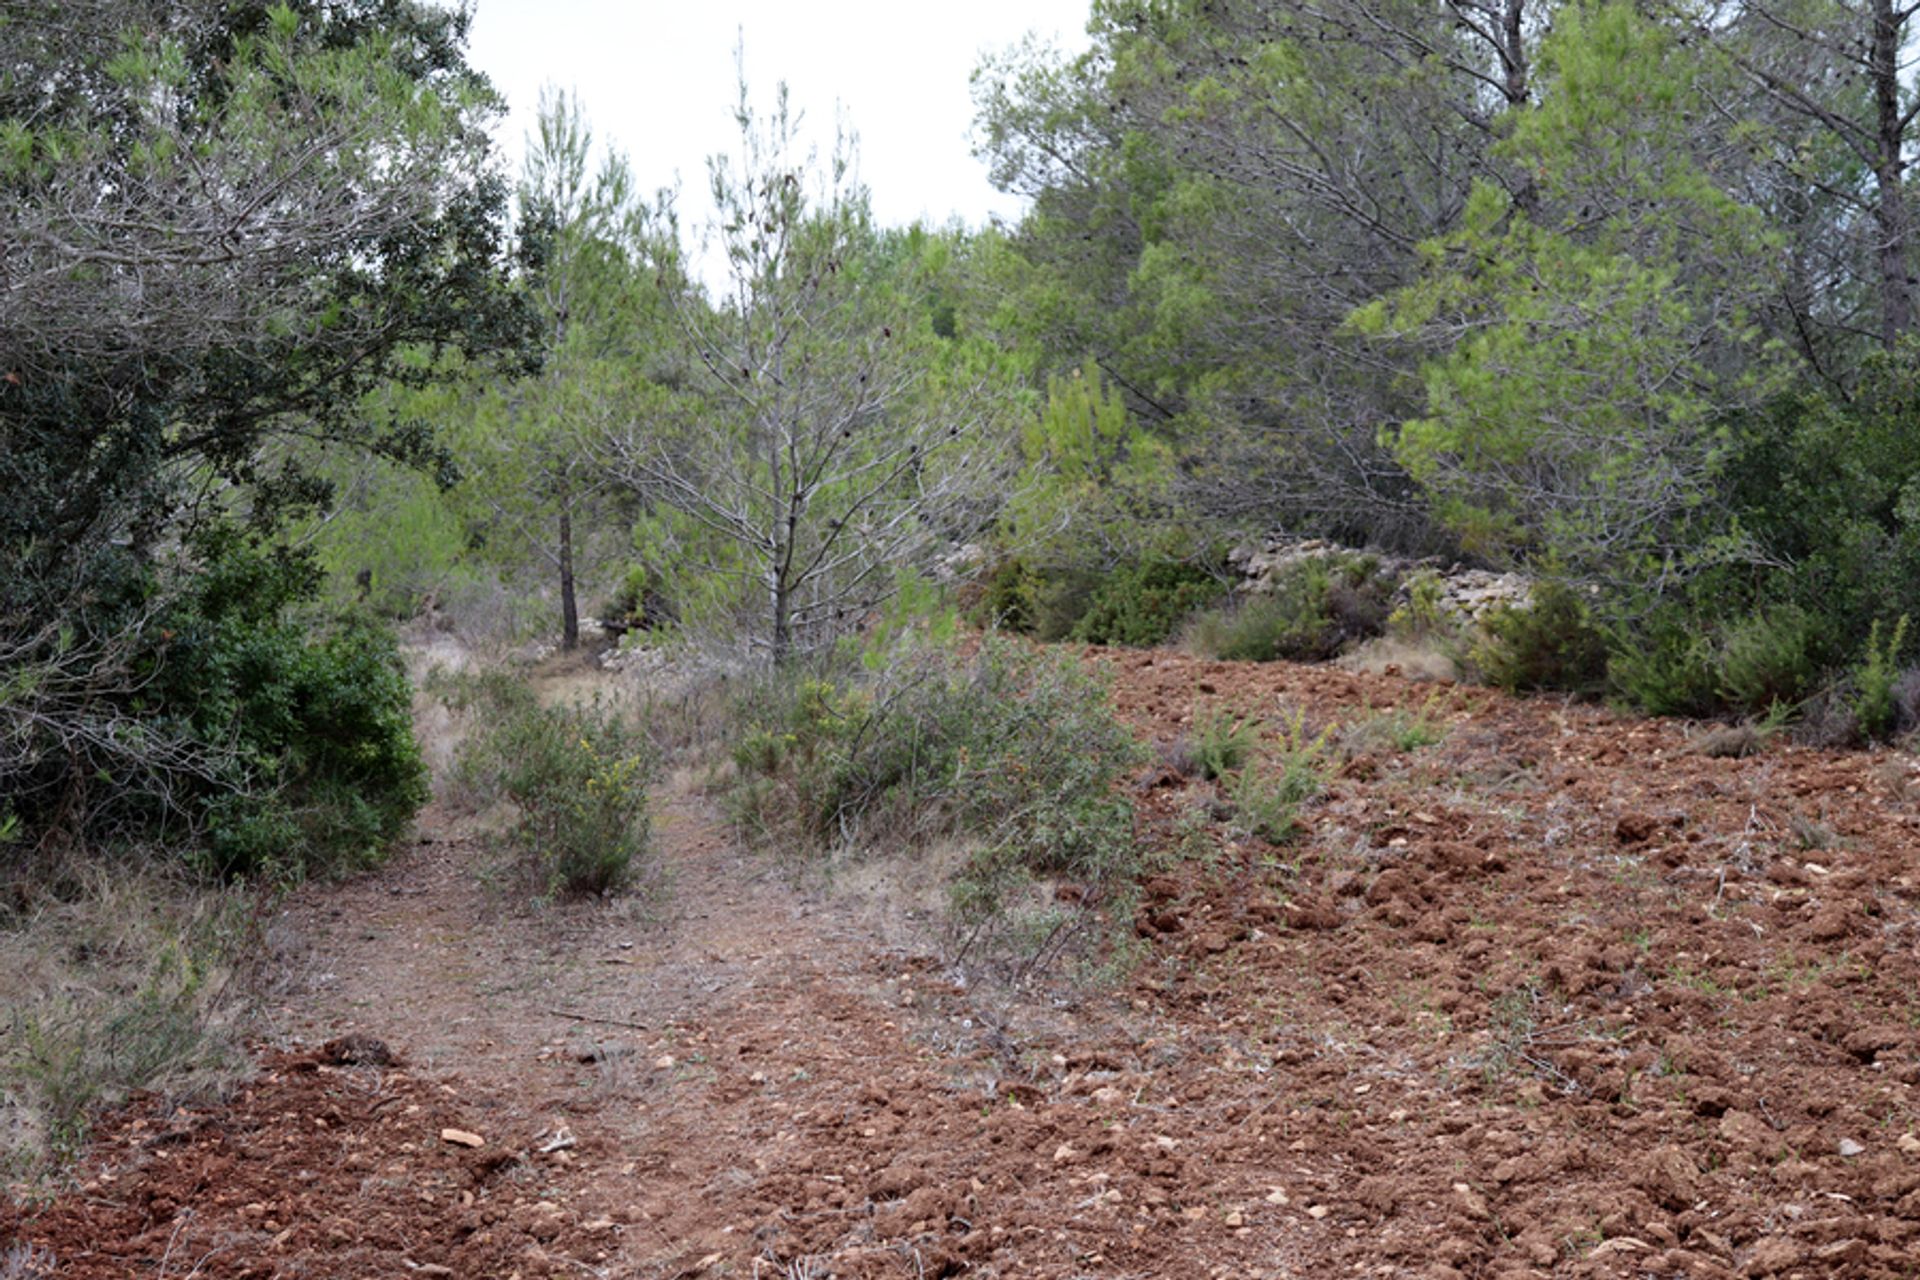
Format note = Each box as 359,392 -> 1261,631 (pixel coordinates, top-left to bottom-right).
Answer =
965,0 -> 1920,729
1,0 -> 528,870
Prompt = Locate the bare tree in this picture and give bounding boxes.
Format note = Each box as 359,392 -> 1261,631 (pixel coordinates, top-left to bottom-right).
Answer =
606,79 -> 1020,662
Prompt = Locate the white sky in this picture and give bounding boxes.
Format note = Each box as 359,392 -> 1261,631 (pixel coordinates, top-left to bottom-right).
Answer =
466,1 -> 1092,233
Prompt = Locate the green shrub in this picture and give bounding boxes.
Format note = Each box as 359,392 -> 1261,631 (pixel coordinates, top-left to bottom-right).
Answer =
966,557 -> 1102,641
1471,580 -> 1608,693
2,529 -> 428,885
1607,608 -> 1730,718
1227,709 -> 1331,844
1852,615 -> 1911,740
1389,569 -> 1456,638
1188,556 -> 1391,663
1190,707 -> 1259,780
451,674 -> 654,899
1717,605 -> 1819,713
724,640 -> 1146,975
1342,697 -> 1448,754
1068,559 -> 1227,647
157,534 -> 427,882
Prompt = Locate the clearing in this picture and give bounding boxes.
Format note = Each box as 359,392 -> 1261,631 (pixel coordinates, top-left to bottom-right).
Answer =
8,648 -> 1920,1279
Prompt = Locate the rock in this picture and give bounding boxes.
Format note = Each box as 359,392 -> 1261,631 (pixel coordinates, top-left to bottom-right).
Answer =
1615,813 -> 1659,845
1717,1110 -> 1774,1152
1742,1235 -> 1805,1275
1814,1238 -> 1869,1267
1843,1024 -> 1907,1062
1354,1175 -> 1399,1214
1305,1204 -> 1330,1219
440,1128 -> 485,1148
1588,1237 -> 1651,1258
1636,1144 -> 1700,1210
1452,1183 -> 1491,1221
1839,1137 -> 1867,1158
1898,1132 -> 1920,1157
517,1201 -> 567,1242
1285,897 -> 1342,931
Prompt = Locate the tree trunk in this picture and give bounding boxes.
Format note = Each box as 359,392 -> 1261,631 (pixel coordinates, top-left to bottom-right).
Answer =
559,507 -> 579,651
770,564 -> 793,665
1872,0 -> 1912,345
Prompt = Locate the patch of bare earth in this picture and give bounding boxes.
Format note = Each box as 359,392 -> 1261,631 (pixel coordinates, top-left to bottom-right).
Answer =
11,649 -> 1920,1278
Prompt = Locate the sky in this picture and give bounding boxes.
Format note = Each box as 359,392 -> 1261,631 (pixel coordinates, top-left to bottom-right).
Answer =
465,0 -> 1093,234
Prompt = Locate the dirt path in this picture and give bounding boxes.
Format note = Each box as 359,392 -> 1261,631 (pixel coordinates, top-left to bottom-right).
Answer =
14,649 -> 1920,1279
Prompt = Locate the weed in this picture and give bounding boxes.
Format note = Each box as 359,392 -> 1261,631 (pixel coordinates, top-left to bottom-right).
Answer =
1187,556 -> 1392,663
1227,709 -> 1332,845
1,1244 -> 56,1280
1788,812 -> 1837,853
1341,695 -> 1448,755
1190,707 -> 1259,781
1853,615 -> 1911,739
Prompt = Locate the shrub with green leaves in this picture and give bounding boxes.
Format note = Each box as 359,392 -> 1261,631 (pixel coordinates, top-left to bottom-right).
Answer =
1189,707 -> 1258,780
1470,580 -> 1609,694
1068,559 -> 1227,647
1188,555 -> 1391,662
1852,615 -> 1911,740
1714,605 -> 1819,714
148,532 -> 427,883
1227,709 -> 1331,844
724,639 -> 1146,975
451,674 -> 654,899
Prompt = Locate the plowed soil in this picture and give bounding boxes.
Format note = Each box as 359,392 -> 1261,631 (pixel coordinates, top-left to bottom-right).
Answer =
9,649 -> 1920,1279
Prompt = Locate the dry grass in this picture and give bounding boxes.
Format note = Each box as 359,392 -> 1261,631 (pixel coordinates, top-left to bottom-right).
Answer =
1335,635 -> 1461,683
0,865 -> 260,1181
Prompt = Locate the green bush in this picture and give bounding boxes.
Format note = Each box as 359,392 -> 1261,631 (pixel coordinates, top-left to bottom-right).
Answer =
1471,580 -> 1608,693
1852,615 -> 1911,740
1227,709 -> 1331,844
451,674 -> 654,899
1716,605 -> 1819,713
1608,621 -> 1721,717
1190,707 -> 1258,780
967,557 -> 1102,641
1068,559 -> 1227,646
0,528 -> 428,885
159,533 -> 427,881
724,640 -> 1146,973
1188,556 -> 1391,663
